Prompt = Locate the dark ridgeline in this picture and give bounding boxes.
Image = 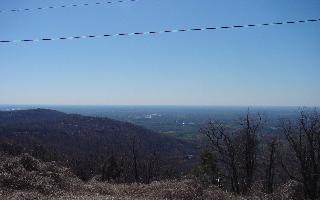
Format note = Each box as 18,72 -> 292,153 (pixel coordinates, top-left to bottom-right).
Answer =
0,109 -> 198,182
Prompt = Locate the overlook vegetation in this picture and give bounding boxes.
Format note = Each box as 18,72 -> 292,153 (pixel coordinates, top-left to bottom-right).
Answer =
0,153 -> 305,200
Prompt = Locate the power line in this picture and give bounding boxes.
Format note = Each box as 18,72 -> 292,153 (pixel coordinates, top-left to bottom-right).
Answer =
0,18 -> 319,44
0,0 -> 137,13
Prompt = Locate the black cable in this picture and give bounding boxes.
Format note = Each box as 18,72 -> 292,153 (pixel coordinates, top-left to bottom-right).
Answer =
0,18 -> 319,44
0,0 -> 137,13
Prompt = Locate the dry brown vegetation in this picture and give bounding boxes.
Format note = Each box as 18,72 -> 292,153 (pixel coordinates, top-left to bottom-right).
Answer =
0,153 -> 306,200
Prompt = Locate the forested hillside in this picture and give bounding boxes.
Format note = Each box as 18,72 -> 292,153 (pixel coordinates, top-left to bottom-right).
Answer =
0,109 -> 198,182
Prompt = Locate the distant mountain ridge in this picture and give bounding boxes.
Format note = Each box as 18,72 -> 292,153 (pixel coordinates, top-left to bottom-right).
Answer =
0,109 -> 69,125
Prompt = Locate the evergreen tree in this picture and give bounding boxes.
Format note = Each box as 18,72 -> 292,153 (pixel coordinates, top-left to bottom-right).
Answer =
102,155 -> 121,181
195,150 -> 219,185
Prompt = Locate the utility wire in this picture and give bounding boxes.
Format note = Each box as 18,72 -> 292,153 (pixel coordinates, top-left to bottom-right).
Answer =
0,18 -> 319,44
0,0 -> 137,13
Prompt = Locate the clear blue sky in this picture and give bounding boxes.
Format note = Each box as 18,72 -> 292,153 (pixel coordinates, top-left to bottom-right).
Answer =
0,0 -> 319,106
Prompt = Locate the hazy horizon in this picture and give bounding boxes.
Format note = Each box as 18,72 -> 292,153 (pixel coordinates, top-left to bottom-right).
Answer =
0,104 -> 318,108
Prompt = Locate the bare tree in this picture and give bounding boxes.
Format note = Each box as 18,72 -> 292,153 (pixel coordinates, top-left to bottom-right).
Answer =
265,138 -> 277,194
282,109 -> 320,199
200,120 -> 241,193
201,111 -> 262,194
240,112 -> 262,193
129,135 -> 139,182
143,149 -> 160,184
